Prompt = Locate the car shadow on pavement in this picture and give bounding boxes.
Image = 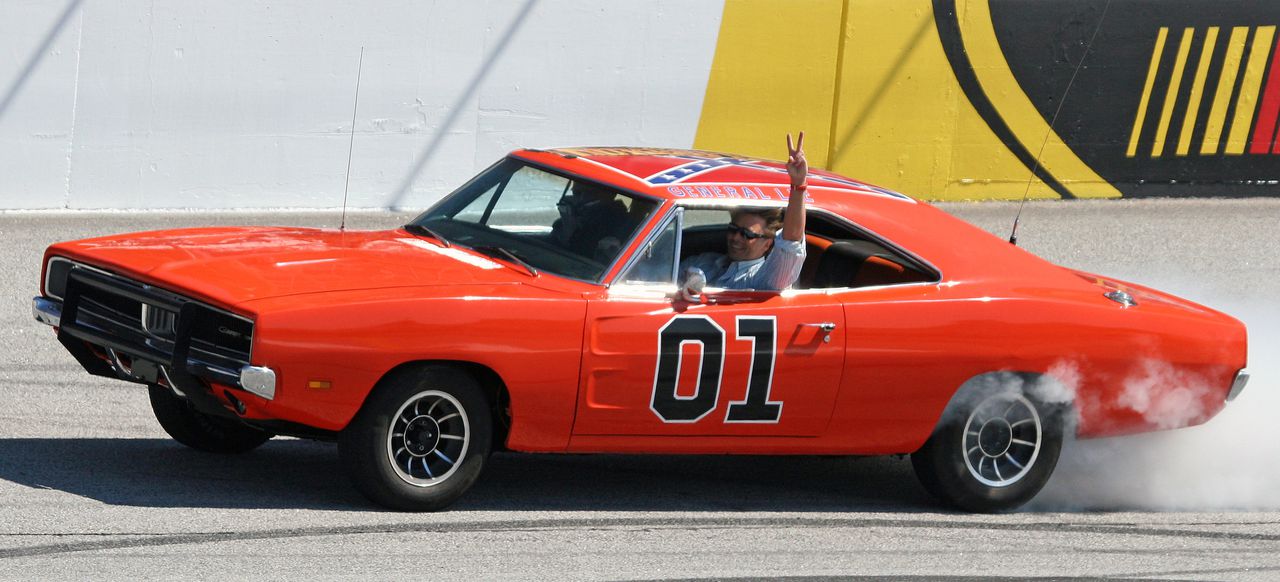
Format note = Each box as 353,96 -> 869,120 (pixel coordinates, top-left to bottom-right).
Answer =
0,438 -> 934,512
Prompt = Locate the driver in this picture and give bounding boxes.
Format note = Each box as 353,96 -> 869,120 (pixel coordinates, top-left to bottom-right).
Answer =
679,132 -> 810,292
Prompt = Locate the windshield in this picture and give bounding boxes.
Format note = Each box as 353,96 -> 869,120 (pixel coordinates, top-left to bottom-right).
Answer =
409,158 -> 660,281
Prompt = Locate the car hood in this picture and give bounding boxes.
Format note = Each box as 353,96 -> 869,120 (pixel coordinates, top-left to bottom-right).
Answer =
48,226 -> 540,306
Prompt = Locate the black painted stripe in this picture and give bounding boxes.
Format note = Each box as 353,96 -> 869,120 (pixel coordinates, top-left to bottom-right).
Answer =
931,0 -> 1078,199
4,515 -> 1280,559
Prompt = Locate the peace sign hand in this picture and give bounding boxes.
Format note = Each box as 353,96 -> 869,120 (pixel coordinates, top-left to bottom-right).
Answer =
786,131 -> 807,189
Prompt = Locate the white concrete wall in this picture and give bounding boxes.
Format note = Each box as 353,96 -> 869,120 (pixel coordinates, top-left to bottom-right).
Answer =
0,0 -> 723,210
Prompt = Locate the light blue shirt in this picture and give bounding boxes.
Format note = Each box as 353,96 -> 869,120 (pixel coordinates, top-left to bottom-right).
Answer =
680,231 -> 806,291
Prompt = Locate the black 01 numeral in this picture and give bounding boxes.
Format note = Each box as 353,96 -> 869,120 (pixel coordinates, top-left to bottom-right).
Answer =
650,315 -> 782,424
725,316 -> 782,422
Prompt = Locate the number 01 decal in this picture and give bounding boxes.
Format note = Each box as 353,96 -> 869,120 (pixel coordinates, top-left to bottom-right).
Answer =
650,315 -> 783,424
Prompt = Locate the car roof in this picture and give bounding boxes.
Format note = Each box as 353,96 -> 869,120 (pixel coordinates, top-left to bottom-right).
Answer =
512,147 -> 917,206
511,146 -> 1075,285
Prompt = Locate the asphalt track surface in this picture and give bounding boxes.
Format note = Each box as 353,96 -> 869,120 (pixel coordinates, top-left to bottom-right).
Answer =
2,200 -> 1278,580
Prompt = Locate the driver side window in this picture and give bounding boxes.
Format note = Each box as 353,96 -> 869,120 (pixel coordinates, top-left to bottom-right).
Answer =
616,206 -> 938,291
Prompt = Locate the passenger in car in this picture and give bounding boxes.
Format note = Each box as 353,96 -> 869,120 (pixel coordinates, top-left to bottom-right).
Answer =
680,132 -> 809,293
551,182 -> 631,261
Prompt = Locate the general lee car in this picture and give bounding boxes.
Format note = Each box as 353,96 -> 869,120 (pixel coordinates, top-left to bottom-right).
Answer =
34,147 -> 1249,512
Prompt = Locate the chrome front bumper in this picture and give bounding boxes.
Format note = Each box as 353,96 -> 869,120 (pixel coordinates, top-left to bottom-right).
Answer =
35,294 -> 277,401
33,296 -> 61,327
238,365 -> 277,401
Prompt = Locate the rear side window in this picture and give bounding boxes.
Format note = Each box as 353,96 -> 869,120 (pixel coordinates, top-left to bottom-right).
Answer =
797,213 -> 938,289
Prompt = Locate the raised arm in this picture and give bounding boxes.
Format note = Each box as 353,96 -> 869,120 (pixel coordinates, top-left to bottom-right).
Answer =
782,131 -> 808,242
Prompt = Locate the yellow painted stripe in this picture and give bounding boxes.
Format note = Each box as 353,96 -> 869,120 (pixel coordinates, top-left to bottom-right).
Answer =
1177,27 -> 1218,156
1152,28 -> 1194,157
1225,26 -> 1277,154
826,0 -> 1062,200
694,0 -> 845,167
1201,27 -> 1249,155
957,0 -> 1120,198
1128,27 -> 1168,158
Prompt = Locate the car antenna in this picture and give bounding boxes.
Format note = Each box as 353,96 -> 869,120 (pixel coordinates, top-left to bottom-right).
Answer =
1009,0 -> 1111,245
339,46 -> 364,232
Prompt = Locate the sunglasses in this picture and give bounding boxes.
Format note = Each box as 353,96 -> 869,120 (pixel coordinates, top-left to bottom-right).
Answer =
726,223 -> 768,240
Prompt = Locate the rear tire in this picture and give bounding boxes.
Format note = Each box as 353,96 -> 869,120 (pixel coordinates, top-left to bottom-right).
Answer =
148,384 -> 272,454
338,365 -> 492,511
911,382 -> 1066,513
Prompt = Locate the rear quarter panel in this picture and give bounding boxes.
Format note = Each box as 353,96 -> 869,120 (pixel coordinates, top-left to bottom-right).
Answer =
806,197 -> 1244,451
828,277 -> 1245,455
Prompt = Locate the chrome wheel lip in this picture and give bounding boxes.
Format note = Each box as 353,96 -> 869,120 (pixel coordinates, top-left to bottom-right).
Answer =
961,393 -> 1042,488
386,390 -> 470,488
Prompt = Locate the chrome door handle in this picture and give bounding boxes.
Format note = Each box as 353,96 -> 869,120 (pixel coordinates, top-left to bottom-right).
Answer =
802,322 -> 837,342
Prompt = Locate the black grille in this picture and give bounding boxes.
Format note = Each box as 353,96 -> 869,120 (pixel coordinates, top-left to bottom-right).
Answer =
142,304 -> 177,340
60,266 -> 253,384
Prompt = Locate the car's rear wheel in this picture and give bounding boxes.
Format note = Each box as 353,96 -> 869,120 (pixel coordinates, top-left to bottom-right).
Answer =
911,383 -> 1067,512
148,384 -> 273,453
338,365 -> 492,511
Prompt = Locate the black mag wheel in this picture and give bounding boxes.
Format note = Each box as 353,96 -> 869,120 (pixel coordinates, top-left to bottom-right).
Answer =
147,383 -> 273,454
339,365 -> 492,511
911,385 -> 1066,513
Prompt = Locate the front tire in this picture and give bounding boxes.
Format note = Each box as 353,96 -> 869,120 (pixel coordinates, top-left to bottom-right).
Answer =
911,384 -> 1066,512
148,384 -> 273,454
338,365 -> 492,511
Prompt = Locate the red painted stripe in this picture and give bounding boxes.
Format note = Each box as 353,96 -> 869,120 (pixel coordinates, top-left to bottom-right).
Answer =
1260,35 -> 1280,153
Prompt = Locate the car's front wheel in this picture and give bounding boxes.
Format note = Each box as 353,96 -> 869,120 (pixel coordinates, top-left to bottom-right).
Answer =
338,365 -> 492,511
911,382 -> 1067,512
148,384 -> 273,453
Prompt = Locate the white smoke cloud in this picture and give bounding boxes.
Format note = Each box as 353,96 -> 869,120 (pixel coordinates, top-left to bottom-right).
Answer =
1115,359 -> 1214,430
1029,299 -> 1279,511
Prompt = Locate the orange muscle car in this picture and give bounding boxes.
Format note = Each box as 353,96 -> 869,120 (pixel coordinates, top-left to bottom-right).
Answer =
34,147 -> 1249,512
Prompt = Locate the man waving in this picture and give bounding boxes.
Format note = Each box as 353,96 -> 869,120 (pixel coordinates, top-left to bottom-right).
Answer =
680,132 -> 810,292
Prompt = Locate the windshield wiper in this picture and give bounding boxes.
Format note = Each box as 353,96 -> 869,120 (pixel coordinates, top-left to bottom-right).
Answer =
402,223 -> 449,247
473,245 -> 539,277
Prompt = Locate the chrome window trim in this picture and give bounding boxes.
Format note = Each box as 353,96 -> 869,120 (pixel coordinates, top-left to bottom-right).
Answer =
610,205 -> 683,288
672,207 -> 685,284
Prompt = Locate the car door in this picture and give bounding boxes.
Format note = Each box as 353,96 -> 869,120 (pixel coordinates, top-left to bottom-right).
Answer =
571,210 -> 846,437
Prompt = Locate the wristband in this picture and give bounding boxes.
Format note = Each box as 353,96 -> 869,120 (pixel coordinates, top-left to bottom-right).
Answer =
791,182 -> 807,191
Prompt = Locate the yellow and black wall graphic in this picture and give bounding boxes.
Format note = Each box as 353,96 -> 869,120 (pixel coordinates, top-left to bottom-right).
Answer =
694,0 -> 1279,200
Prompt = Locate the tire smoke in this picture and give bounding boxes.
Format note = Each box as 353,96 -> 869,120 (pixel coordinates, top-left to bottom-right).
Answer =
1029,299 -> 1277,511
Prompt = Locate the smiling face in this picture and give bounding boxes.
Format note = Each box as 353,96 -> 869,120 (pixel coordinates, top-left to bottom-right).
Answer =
726,213 -> 774,261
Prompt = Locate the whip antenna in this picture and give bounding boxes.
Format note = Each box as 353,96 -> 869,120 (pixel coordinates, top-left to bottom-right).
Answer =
340,46 -> 364,231
1010,0 -> 1111,245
